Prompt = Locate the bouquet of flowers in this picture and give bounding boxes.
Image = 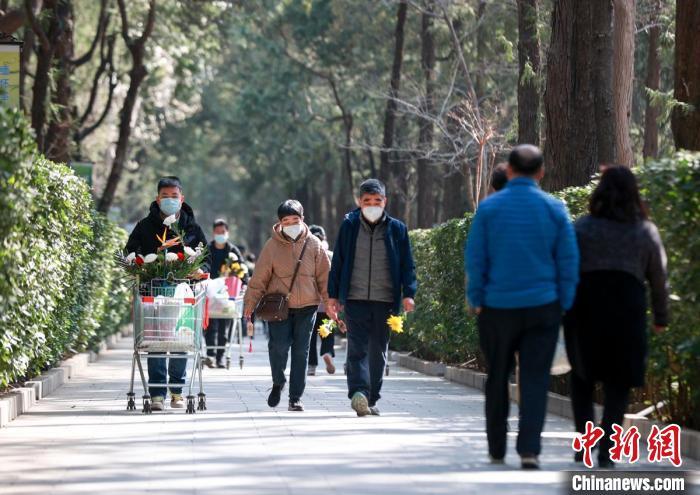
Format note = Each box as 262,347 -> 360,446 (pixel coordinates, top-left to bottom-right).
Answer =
219,252 -> 249,281
116,214 -> 209,284
317,318 -> 347,338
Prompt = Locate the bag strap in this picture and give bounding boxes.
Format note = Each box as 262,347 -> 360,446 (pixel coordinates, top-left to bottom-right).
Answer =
285,237 -> 309,299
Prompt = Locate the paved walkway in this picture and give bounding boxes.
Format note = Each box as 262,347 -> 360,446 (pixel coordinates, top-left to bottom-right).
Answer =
0,333 -> 697,495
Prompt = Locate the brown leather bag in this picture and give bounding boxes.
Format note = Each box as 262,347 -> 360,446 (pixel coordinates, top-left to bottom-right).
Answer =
254,238 -> 309,322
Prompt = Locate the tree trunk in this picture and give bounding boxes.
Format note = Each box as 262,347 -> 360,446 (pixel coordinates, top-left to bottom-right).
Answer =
20,26 -> 33,113
671,0 -> 700,150
30,46 -> 53,153
441,165 -> 464,220
612,0 -> 635,166
44,0 -> 74,163
544,0 -> 615,190
474,0 -> 487,99
379,0 -> 407,180
417,1 -> 436,228
97,62 -> 147,212
517,0 -> 540,145
642,0 -> 661,159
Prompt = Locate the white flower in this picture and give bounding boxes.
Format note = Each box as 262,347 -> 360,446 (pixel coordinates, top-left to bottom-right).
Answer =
240,264 -> 249,274
165,252 -> 179,262
126,252 -> 136,264
143,254 -> 158,264
228,252 -> 239,261
184,246 -> 196,258
163,215 -> 177,227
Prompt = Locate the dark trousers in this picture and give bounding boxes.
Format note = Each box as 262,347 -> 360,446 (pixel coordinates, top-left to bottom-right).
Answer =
267,305 -> 317,401
308,312 -> 336,367
571,373 -> 630,463
477,301 -> 561,458
205,318 -> 231,362
345,300 -> 393,406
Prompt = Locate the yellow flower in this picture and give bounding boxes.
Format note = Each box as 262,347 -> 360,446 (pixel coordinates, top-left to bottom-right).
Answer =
387,315 -> 404,334
318,319 -> 335,339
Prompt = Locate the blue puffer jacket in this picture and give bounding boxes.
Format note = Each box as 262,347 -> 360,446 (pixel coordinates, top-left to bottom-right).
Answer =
328,209 -> 417,315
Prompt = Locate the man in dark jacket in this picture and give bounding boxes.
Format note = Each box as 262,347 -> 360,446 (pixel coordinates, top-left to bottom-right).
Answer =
125,176 -> 210,411
328,179 -> 417,417
204,218 -> 245,368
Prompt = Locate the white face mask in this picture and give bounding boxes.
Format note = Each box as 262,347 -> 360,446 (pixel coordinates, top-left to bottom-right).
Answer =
282,224 -> 303,240
362,206 -> 384,224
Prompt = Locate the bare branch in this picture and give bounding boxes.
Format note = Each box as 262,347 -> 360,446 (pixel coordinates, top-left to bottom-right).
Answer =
24,0 -> 48,51
71,0 -> 109,67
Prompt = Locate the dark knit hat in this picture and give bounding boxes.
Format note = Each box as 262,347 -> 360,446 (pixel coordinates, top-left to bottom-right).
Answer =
277,199 -> 304,220
309,224 -> 326,241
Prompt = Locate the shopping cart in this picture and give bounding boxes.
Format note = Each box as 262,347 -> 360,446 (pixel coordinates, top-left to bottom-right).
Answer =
127,277 -> 207,414
206,292 -> 246,370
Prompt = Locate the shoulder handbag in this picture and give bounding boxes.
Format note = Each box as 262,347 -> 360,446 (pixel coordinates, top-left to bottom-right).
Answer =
254,238 -> 309,322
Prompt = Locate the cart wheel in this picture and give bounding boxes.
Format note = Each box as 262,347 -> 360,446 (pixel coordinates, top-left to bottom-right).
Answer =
239,356 -> 244,370
186,395 -> 196,414
126,393 -> 136,411
385,365 -> 390,376
197,392 -> 207,411
226,358 -> 231,370
343,363 -> 348,375
142,397 -> 152,415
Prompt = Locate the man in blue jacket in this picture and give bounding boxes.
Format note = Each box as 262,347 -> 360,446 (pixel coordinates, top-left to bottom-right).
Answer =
465,145 -> 579,469
328,179 -> 417,417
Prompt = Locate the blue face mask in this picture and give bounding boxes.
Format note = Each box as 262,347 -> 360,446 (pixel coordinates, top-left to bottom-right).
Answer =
159,198 -> 181,216
214,233 -> 228,244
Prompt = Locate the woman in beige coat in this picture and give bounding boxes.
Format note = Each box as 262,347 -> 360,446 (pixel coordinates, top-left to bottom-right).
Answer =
244,200 -> 334,411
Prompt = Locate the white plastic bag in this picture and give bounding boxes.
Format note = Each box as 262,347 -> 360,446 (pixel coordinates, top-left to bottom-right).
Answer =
550,327 -> 571,376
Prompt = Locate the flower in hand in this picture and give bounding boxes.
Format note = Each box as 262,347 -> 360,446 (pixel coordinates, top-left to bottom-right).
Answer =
387,314 -> 405,334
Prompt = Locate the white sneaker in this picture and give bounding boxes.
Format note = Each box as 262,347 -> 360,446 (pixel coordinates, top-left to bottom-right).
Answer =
170,394 -> 185,408
151,396 -> 164,411
351,392 -> 370,417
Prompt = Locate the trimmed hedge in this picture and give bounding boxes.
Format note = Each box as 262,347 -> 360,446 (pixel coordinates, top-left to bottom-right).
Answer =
400,153 -> 700,428
0,108 -> 130,388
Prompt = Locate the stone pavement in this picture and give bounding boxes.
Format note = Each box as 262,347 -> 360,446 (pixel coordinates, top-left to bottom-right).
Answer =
0,334 -> 697,495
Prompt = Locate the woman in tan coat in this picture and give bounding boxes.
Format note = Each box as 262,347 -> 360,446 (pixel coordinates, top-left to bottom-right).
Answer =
244,200 -> 334,411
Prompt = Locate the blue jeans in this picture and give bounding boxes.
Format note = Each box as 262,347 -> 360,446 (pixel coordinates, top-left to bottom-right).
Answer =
267,306 -> 317,401
345,300 -> 393,406
147,353 -> 187,398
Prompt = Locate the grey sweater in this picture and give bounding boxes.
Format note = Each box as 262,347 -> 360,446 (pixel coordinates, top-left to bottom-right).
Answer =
574,215 -> 669,326
348,214 -> 394,303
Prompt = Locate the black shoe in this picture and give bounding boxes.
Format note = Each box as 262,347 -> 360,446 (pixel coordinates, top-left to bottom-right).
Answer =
203,357 -> 215,369
267,384 -> 283,408
216,361 -> 226,369
288,400 -> 304,411
520,455 -> 540,470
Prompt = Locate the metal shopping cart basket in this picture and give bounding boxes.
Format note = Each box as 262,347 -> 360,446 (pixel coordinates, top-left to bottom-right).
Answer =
127,276 -> 207,414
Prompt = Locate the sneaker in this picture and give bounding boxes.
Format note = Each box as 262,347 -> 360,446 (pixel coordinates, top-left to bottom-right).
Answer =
267,383 -> 283,408
369,405 -> 380,416
351,392 -> 370,417
151,396 -> 164,411
520,455 -> 540,470
323,354 -> 336,374
307,366 -> 316,376
170,394 -> 185,408
203,357 -> 215,369
288,400 -> 304,412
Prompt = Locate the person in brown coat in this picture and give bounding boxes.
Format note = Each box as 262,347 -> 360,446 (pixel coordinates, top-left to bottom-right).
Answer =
243,200 -> 334,411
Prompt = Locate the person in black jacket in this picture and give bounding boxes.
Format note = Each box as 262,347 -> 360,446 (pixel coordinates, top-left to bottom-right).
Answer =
125,176 -> 210,411
204,219 -> 245,368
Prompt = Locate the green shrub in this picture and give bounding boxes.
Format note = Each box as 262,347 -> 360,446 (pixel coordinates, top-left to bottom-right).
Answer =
0,108 -> 130,388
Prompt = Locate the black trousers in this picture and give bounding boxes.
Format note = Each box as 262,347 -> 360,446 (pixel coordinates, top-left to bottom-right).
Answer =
205,318 -> 231,362
571,373 -> 630,463
477,301 -> 561,458
308,312 -> 335,367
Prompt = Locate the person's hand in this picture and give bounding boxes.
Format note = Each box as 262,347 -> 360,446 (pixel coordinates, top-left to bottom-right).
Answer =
244,308 -> 253,320
403,297 -> 415,313
325,303 -> 338,322
328,298 -> 343,316
472,306 -> 482,315
653,325 -> 666,335
189,268 -> 206,280
337,319 -> 348,334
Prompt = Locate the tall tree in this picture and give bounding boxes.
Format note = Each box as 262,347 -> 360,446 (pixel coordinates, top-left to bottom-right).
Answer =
642,0 -> 661,158
670,0 -> 700,150
417,1 -> 436,228
98,0 -> 156,213
612,0 -> 636,166
544,0 -> 616,190
516,0 -> 540,145
380,0 -> 408,217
